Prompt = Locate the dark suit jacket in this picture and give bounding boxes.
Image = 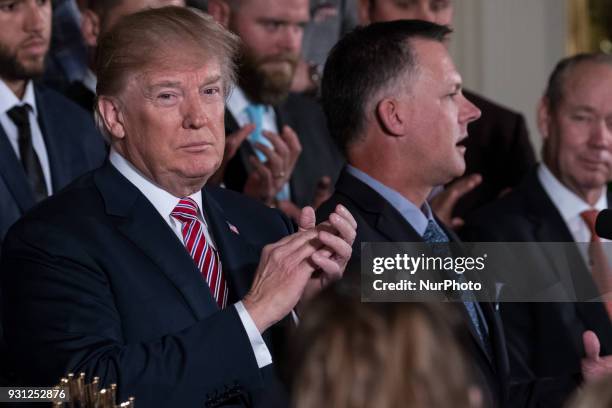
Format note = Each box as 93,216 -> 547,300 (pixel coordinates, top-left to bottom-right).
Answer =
62,80 -> 95,113
224,93 -> 344,207
316,168 -> 510,408
456,90 -> 536,219
462,169 -> 612,407
0,84 -> 106,246
1,162 -> 293,408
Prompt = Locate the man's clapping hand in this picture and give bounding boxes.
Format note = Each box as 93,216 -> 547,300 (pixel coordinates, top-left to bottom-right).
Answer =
242,204 -> 356,332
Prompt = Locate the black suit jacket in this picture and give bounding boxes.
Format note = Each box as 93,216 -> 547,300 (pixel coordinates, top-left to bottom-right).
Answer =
62,80 -> 96,113
462,169 -> 612,407
316,168 -> 510,408
1,162 -> 293,408
457,91 -> 536,218
224,93 -> 344,207
0,84 -> 106,246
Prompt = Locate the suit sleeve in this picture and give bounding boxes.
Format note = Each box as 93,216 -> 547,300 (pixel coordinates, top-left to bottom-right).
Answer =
1,220 -> 266,406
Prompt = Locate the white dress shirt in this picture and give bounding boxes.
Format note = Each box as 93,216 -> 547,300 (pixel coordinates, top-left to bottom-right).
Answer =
538,164 -> 608,243
82,68 -> 97,95
0,79 -> 53,194
109,149 -> 272,368
227,86 -> 279,135
538,164 -> 610,269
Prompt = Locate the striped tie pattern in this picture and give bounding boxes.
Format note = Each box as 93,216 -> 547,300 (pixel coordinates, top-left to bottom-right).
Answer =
171,198 -> 227,308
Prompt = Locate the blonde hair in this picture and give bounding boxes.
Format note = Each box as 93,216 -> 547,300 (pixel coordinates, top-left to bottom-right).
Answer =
93,6 -> 240,139
290,289 -> 475,408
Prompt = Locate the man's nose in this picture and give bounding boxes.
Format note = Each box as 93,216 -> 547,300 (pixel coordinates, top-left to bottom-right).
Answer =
589,119 -> 612,148
277,25 -> 303,54
182,96 -> 208,129
460,96 -> 481,125
23,0 -> 46,32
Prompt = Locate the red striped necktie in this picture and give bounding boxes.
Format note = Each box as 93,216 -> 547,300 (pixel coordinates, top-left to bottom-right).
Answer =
171,197 -> 228,308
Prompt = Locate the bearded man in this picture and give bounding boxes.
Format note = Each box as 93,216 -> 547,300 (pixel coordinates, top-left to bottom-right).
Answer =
0,0 -> 105,386
208,0 -> 344,221
0,0 -> 105,247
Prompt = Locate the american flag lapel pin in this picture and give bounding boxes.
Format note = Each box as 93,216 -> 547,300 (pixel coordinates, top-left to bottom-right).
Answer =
227,221 -> 240,235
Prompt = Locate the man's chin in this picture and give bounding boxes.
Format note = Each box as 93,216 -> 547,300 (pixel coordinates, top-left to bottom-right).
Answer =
2,62 -> 45,81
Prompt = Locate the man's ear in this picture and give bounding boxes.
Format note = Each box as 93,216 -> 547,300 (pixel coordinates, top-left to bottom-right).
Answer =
357,0 -> 373,25
97,96 -> 126,140
375,98 -> 405,137
537,97 -> 552,141
208,0 -> 231,27
81,9 -> 101,48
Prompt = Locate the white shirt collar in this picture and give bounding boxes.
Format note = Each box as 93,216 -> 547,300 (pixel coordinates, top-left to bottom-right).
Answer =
538,163 -> 607,222
0,79 -> 38,117
227,86 -> 250,119
226,86 -> 273,118
109,148 -> 204,222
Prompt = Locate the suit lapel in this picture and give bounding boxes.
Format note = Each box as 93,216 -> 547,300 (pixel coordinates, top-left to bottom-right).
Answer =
94,163 -> 218,320
441,222 -> 501,368
335,168 -> 422,241
520,174 -> 585,298
338,169 -> 499,365
525,173 -> 611,347
201,188 -> 259,302
0,124 -> 35,212
35,86 -> 70,192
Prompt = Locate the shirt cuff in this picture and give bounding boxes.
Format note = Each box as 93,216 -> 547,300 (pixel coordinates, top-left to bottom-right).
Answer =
234,301 -> 273,368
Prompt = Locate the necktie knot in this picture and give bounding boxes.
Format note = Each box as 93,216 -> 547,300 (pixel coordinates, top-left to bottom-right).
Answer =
422,219 -> 449,243
171,197 -> 199,223
7,104 -> 31,129
580,209 -> 600,242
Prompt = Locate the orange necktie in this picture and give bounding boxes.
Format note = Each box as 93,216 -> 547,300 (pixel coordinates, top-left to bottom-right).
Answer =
580,209 -> 612,319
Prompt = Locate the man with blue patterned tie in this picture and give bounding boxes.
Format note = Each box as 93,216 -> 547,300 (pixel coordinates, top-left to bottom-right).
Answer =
317,21 -> 612,408
312,20 -> 517,406
208,0 -> 344,221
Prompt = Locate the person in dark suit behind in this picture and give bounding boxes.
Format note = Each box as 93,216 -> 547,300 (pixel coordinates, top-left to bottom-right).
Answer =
0,0 -> 106,248
313,19 -> 512,406
316,21 -> 612,408
0,0 -> 105,387
208,0 -> 344,221
462,53 -> 612,407
357,0 -> 536,228
1,7 -> 356,407
61,0 -> 185,113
